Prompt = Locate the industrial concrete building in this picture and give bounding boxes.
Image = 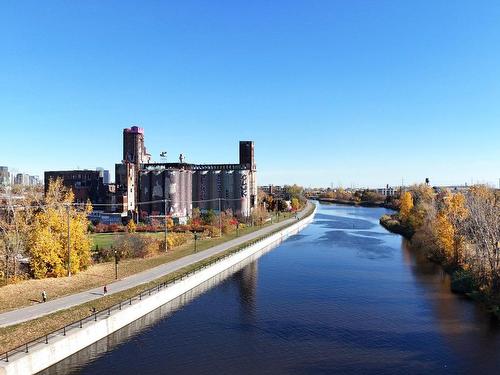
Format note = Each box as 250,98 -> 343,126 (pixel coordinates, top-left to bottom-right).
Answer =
116,127 -> 257,220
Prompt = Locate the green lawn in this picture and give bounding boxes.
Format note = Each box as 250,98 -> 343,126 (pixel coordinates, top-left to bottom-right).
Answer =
90,212 -> 296,251
91,232 -> 165,250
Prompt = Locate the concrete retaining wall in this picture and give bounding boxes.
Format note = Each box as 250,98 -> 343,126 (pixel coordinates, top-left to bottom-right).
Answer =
0,206 -> 316,375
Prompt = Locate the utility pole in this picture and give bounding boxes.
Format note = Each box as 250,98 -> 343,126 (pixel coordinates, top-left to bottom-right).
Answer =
164,199 -> 168,252
66,204 -> 71,277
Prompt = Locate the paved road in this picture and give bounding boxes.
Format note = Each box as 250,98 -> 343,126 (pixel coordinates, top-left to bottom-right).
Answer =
0,203 -> 314,328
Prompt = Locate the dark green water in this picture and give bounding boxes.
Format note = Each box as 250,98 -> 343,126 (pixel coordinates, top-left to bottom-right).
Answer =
43,203 -> 500,374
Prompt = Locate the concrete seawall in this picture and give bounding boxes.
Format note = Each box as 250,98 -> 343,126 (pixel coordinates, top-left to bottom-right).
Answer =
0,206 -> 316,375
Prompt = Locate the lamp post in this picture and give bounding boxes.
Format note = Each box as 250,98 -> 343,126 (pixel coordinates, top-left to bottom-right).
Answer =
113,248 -> 119,280
194,232 -> 199,252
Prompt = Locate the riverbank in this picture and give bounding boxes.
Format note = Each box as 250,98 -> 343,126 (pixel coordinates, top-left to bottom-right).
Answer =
379,214 -> 413,238
379,213 -> 500,319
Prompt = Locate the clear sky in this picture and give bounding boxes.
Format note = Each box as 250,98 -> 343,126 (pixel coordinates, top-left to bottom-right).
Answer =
1,1 -> 499,188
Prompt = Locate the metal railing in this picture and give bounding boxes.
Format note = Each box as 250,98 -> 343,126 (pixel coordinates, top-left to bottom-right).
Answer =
0,203 -> 315,363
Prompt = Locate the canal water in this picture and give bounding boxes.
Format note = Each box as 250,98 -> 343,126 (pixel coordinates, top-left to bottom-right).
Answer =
43,203 -> 500,374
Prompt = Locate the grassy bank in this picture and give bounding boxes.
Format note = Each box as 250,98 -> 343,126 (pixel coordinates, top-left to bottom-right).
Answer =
0,204 -> 315,353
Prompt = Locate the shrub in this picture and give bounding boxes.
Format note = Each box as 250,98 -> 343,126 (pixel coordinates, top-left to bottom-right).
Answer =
114,234 -> 161,259
127,220 -> 137,233
165,232 -> 190,249
451,269 -> 477,294
204,225 -> 221,237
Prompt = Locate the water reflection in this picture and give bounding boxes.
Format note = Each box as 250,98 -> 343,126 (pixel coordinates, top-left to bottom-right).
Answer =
401,239 -> 500,373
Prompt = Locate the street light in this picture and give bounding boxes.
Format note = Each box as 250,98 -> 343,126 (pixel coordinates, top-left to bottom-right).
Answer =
194,232 -> 199,252
113,247 -> 120,280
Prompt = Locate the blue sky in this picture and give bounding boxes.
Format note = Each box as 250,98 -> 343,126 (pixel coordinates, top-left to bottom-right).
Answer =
1,1 -> 499,188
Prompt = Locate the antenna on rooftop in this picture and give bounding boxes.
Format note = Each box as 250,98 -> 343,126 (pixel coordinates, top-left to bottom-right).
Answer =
160,152 -> 167,163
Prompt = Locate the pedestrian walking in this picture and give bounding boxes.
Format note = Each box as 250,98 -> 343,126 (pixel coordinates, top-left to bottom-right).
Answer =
103,285 -> 108,295
41,290 -> 47,303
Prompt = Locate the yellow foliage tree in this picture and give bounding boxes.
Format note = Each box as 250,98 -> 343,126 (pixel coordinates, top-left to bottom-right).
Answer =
434,212 -> 455,261
29,179 -> 92,278
127,220 -> 136,233
445,192 -> 468,221
433,192 -> 468,265
291,198 -> 300,211
399,192 -> 414,222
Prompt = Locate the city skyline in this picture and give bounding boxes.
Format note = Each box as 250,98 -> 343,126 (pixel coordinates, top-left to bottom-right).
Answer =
1,1 -> 499,187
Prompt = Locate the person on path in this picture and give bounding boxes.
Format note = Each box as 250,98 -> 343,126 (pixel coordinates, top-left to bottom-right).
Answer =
103,285 -> 108,295
41,290 -> 47,303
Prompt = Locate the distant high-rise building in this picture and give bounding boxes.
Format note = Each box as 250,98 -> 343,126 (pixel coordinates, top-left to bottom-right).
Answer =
103,170 -> 110,184
14,173 -> 30,185
96,168 -> 110,184
29,175 -> 40,186
0,166 -> 9,186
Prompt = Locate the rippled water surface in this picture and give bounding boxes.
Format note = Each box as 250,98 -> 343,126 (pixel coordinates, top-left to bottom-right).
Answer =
46,203 -> 500,374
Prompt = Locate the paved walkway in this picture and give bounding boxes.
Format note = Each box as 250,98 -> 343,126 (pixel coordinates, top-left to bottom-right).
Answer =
0,203 -> 313,328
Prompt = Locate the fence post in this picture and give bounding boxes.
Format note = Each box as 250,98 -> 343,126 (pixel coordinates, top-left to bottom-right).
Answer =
5,350 -> 8,362
25,343 -> 28,353
94,313 -> 97,321
129,298 -> 132,305
79,320 -> 82,328
63,326 -> 66,336
45,335 -> 48,344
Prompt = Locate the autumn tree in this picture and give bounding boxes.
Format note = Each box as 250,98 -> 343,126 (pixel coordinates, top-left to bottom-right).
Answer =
0,186 -> 38,281
458,186 -> 500,292
399,192 -> 414,223
28,178 -> 92,278
430,191 -> 469,265
127,220 -> 137,233
434,212 -> 455,262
